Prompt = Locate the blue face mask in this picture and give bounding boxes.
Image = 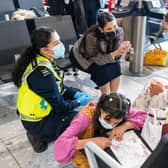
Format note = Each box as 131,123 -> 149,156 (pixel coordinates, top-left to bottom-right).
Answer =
162,32 -> 168,41
53,43 -> 65,59
98,117 -> 117,130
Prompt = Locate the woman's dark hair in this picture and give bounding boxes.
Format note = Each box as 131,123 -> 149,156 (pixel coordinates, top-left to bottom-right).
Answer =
79,12 -> 116,53
12,26 -> 55,87
97,12 -> 116,29
93,93 -> 131,136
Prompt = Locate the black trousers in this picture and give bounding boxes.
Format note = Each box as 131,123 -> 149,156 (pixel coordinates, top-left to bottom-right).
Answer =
22,111 -> 77,142
82,0 -> 100,26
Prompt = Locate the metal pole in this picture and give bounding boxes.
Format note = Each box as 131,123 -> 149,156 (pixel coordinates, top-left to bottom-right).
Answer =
129,0 -> 150,76
129,15 -> 146,75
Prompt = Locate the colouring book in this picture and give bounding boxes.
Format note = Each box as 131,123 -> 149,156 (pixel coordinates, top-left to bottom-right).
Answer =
110,131 -> 151,168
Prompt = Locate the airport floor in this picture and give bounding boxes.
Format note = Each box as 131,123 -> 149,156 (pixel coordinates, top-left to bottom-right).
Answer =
1,60 -> 168,168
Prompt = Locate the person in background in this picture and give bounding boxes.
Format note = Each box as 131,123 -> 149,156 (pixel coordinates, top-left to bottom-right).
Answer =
12,27 -> 90,153
47,0 -> 87,35
162,12 -> 168,41
151,12 -> 168,42
70,12 -> 131,94
133,78 -> 168,111
66,0 -> 88,35
54,92 -> 146,167
82,0 -> 100,26
11,9 -> 37,21
133,77 -> 168,141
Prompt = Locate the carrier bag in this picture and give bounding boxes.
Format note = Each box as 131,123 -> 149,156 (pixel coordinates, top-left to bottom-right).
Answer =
141,108 -> 166,150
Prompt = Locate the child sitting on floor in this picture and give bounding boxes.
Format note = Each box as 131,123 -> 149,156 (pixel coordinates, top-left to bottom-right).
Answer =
54,92 -> 146,168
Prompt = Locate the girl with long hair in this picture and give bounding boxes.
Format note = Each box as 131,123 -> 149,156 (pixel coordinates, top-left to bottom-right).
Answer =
54,92 -> 146,167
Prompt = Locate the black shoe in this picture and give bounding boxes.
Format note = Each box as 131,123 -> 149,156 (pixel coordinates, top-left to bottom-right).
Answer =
26,132 -> 48,153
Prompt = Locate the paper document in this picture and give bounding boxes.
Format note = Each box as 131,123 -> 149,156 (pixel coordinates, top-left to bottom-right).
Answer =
110,131 -> 151,168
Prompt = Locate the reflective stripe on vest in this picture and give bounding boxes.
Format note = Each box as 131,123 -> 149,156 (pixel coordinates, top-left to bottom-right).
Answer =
19,113 -> 42,122
17,55 -> 63,122
22,56 -> 63,92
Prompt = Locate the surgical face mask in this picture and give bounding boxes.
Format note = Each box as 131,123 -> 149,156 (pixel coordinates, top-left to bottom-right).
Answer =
53,43 -> 65,59
162,32 -> 168,41
98,117 -> 117,130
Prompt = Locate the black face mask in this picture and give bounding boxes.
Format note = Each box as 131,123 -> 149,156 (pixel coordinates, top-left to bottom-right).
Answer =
104,30 -> 117,53
105,30 -> 116,41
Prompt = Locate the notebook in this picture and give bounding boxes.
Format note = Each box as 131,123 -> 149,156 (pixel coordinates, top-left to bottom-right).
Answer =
110,130 -> 151,168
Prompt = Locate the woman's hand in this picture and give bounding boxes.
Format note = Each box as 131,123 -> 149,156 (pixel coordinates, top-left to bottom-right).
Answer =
112,41 -> 131,58
118,41 -> 132,54
92,137 -> 112,149
149,81 -> 165,96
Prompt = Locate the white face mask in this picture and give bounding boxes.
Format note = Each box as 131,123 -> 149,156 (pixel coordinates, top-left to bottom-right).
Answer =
53,43 -> 65,59
98,117 -> 117,130
162,32 -> 168,41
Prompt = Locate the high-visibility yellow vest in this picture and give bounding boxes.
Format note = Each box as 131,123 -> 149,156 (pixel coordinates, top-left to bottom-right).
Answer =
17,55 -> 63,122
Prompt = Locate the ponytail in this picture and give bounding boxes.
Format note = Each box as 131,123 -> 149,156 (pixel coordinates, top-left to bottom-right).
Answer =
12,46 -> 36,87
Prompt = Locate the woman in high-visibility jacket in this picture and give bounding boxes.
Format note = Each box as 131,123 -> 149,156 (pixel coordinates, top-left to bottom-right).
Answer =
12,27 -> 90,153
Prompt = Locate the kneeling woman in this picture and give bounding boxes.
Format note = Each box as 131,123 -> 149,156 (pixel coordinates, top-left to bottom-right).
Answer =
12,27 -> 90,153
54,93 -> 146,167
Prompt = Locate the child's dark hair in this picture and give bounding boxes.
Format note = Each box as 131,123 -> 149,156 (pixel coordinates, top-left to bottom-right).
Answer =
93,93 -> 131,136
95,92 -> 131,122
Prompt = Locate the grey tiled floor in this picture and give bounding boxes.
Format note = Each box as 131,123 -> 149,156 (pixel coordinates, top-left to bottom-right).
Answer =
0,61 -> 168,168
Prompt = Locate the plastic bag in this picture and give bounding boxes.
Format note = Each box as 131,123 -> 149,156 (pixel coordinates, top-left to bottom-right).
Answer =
141,108 -> 166,150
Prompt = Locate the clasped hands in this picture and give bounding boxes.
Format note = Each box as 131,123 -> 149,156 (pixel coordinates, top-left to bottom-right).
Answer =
112,41 -> 131,58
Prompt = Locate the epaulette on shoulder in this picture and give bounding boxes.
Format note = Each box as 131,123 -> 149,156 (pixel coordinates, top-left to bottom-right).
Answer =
39,67 -> 51,77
